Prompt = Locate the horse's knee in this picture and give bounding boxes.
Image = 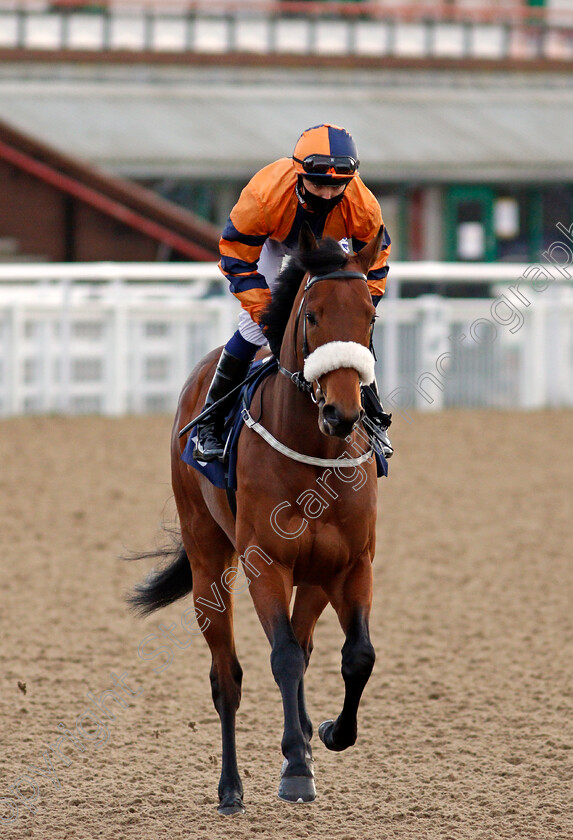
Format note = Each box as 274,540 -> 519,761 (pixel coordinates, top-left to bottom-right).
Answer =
341,638 -> 375,684
270,635 -> 305,686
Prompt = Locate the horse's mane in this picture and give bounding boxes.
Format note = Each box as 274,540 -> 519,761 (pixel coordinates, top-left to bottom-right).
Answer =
260,237 -> 348,358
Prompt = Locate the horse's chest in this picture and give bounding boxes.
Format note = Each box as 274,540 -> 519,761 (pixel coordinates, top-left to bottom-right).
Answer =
276,500 -> 373,585
237,456 -> 377,583
293,525 -> 361,585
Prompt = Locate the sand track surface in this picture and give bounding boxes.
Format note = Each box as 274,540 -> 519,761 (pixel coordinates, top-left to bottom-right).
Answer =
1,410 -> 572,840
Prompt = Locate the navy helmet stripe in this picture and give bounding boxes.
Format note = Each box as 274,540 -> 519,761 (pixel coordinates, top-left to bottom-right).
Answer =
327,125 -> 358,158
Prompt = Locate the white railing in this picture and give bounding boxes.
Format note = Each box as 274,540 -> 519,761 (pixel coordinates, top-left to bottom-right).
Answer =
1,260 -> 572,416
1,2 -> 573,63
0,263 -> 239,415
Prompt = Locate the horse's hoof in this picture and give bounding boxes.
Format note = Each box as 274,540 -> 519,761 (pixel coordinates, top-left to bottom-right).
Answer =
278,775 -> 316,803
318,719 -> 346,752
217,797 -> 246,816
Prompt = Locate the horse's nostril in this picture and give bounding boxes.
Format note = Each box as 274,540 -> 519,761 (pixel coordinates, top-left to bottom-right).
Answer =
322,404 -> 339,426
322,404 -> 360,435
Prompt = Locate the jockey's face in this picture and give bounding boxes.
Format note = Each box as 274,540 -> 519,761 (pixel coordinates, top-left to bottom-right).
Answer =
301,177 -> 347,200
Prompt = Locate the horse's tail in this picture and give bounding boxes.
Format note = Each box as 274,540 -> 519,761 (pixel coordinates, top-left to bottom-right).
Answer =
125,530 -> 193,617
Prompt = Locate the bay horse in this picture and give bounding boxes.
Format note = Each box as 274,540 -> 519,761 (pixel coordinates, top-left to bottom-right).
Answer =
128,223 -> 384,814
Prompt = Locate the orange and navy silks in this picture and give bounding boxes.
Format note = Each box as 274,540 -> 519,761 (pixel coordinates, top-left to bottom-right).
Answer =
218,158 -> 391,323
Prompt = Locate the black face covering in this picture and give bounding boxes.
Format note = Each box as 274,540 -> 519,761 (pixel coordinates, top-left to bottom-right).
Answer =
297,177 -> 348,215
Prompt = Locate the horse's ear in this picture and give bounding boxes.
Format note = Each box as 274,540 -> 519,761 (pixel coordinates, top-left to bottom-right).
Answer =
355,225 -> 385,275
298,221 -> 318,254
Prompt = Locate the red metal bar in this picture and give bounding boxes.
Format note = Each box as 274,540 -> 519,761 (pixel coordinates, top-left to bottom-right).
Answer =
0,137 -> 217,261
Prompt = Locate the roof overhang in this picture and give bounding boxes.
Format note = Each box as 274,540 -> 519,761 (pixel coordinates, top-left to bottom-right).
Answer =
1,65 -> 572,183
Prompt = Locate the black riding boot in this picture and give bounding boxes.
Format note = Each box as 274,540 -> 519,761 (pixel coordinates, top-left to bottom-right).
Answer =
193,349 -> 251,463
362,382 -> 394,459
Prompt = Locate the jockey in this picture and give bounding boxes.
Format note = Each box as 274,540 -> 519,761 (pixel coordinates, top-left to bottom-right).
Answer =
193,123 -> 393,463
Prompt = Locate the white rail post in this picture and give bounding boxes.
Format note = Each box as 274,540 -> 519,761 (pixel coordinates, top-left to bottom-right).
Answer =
520,298 -> 547,409
107,273 -> 129,416
59,275 -> 72,414
545,283 -> 573,407
380,272 -> 399,397
6,303 -> 22,416
416,295 -> 449,411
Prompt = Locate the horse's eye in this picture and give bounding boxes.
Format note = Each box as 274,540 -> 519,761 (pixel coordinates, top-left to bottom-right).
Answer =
370,315 -> 377,326
306,312 -> 317,326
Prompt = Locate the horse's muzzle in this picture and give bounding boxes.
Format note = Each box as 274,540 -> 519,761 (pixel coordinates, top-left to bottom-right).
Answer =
320,402 -> 362,438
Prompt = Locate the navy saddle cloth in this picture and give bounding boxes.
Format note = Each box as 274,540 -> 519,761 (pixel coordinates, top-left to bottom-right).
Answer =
181,357 -> 278,490
181,356 -> 388,490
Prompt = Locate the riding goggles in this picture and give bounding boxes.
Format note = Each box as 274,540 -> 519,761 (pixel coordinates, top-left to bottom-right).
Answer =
293,154 -> 359,176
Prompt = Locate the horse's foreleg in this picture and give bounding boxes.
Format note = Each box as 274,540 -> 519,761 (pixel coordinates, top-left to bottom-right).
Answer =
291,585 -> 330,753
319,559 -> 376,752
247,572 -> 316,803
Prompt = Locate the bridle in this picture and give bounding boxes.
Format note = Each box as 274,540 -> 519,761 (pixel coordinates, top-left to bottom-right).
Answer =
241,266 -> 377,468
278,268 -> 374,400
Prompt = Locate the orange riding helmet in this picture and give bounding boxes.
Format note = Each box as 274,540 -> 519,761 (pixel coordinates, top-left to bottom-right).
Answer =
292,124 -> 360,184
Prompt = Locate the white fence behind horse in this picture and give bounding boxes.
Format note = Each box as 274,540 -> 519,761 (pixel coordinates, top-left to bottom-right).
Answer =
0,261 -> 572,417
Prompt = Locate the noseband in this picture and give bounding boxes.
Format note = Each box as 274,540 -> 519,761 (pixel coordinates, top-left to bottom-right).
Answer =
280,269 -> 375,395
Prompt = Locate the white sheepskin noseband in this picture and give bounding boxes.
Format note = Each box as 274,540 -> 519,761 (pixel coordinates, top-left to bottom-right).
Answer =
303,341 -> 375,385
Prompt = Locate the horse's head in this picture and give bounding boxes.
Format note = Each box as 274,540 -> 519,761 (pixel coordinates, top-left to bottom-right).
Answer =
287,224 -> 384,439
